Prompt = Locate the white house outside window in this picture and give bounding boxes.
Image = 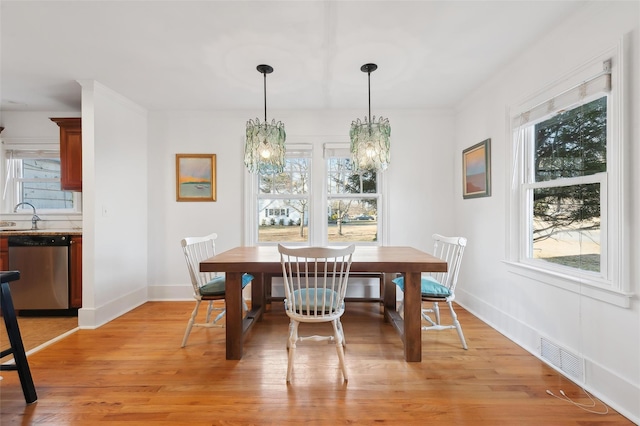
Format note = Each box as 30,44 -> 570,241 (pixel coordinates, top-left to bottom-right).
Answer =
256,147 -> 311,244
246,141 -> 387,247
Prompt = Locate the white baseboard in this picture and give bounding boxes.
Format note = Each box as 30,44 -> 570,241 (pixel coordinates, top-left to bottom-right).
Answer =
147,284 -> 193,301
78,286 -> 147,329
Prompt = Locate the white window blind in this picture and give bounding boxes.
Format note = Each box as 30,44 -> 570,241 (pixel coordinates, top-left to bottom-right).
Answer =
512,60 -> 611,128
285,143 -> 313,158
323,143 -> 350,159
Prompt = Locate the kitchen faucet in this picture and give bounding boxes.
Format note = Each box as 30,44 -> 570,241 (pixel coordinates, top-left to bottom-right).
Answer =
14,202 -> 41,230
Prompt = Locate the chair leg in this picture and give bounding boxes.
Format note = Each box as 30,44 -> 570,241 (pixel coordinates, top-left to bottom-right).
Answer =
336,319 -> 346,347
286,320 -> 293,350
181,300 -> 202,347
1,281 -> 37,404
212,309 -> 226,324
332,320 -> 348,381
448,301 -> 468,350
433,302 -> 441,325
286,320 -> 299,383
421,302 -> 437,326
205,301 -> 214,323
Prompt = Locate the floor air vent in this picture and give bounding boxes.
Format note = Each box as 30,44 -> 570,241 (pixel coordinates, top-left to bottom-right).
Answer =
540,337 -> 584,382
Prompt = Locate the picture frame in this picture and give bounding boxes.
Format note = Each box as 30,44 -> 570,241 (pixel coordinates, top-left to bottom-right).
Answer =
462,139 -> 491,199
176,154 -> 217,202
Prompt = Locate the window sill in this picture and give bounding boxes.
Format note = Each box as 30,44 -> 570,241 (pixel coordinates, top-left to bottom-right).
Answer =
503,261 -> 633,308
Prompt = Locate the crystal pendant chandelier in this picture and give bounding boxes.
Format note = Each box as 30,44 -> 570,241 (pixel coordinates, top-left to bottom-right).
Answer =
350,63 -> 391,172
245,64 -> 286,174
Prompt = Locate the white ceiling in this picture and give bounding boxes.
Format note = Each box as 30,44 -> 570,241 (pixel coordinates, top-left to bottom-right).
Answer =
0,0 -> 588,113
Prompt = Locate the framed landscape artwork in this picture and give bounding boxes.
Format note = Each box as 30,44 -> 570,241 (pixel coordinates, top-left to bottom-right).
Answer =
176,154 -> 217,202
462,139 -> 491,199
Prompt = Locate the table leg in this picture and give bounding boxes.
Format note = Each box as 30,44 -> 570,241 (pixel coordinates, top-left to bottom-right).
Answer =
403,272 -> 422,362
225,272 -> 243,360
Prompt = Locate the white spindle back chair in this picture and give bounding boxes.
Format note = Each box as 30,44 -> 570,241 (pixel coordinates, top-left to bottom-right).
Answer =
180,233 -> 252,347
394,234 -> 468,349
278,244 -> 355,383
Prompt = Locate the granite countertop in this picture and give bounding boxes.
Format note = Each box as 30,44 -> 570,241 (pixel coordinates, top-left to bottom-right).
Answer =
0,229 -> 83,236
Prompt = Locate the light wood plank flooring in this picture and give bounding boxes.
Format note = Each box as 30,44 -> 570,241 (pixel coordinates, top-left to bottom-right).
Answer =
0,301 -> 631,425
1,315 -> 78,359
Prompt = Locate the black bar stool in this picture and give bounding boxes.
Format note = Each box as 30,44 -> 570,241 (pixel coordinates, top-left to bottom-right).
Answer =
1,271 -> 37,404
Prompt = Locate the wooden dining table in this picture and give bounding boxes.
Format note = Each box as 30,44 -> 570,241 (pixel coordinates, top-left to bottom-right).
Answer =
199,245 -> 447,362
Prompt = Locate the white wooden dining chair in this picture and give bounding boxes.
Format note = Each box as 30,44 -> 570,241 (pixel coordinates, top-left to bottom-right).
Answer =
180,233 -> 253,347
392,234 -> 468,349
278,244 -> 355,383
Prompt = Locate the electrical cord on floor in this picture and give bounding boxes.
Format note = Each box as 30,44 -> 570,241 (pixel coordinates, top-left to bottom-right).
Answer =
546,388 -> 609,415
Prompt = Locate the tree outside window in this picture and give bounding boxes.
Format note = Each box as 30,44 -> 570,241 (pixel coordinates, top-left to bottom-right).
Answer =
527,96 -> 607,273
248,143 -> 386,247
257,157 -> 309,243
327,157 -> 379,243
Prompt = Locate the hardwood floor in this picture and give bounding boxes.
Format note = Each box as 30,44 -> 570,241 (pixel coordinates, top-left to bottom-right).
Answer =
0,301 -> 631,425
1,315 -> 78,359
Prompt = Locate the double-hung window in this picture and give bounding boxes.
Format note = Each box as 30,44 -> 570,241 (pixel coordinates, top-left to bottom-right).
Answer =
246,141 -> 386,247
2,148 -> 78,212
325,144 -> 381,244
508,51 -> 627,300
524,95 -> 607,274
253,145 -> 311,244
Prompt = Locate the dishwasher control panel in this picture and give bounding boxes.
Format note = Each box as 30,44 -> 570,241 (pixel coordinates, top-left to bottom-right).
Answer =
8,235 -> 70,247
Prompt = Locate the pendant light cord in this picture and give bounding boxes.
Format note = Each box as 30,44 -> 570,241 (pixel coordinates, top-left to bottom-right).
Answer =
367,69 -> 372,123
263,70 -> 268,123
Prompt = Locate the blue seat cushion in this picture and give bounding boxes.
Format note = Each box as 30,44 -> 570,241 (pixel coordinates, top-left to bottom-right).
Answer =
391,275 -> 451,298
199,273 -> 254,296
289,288 -> 341,312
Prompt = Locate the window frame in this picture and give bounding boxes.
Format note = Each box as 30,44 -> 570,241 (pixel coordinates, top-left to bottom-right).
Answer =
2,146 -> 82,214
324,143 -> 383,246
246,144 -> 312,246
519,108 -> 609,277
244,139 -> 389,247
506,44 -> 630,306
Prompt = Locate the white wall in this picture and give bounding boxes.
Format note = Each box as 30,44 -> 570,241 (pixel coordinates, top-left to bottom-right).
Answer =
78,81 -> 149,327
452,2 -> 639,422
146,108 -> 456,299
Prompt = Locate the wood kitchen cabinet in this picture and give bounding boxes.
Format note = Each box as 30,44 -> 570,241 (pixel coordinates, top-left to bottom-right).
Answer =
50,117 -> 82,191
0,236 -> 7,270
70,236 -> 82,308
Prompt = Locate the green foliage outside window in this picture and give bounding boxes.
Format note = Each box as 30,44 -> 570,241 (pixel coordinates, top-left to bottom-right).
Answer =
532,96 -> 606,272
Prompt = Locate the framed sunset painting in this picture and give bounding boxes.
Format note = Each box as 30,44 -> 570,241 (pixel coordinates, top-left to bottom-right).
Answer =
176,154 -> 216,202
462,139 -> 491,199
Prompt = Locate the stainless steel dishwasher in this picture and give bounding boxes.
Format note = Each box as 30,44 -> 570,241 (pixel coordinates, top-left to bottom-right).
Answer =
8,235 -> 70,310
